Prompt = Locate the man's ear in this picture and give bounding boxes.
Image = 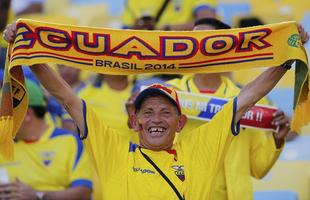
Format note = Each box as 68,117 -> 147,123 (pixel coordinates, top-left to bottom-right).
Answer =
176,114 -> 187,132
131,114 -> 142,132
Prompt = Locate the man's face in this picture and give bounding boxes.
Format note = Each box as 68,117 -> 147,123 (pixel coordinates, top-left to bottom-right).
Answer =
134,95 -> 186,151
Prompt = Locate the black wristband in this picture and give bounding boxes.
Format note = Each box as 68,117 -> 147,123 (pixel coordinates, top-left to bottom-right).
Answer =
282,63 -> 292,70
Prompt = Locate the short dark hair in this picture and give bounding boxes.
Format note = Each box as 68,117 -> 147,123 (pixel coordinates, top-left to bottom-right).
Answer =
194,18 -> 231,30
238,17 -> 264,28
30,106 -> 47,119
135,93 -> 180,115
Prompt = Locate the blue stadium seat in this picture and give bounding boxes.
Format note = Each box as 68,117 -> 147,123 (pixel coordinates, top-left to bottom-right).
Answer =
301,12 -> 310,55
70,0 -> 124,16
267,88 -> 294,117
254,191 -> 298,200
217,3 -> 251,26
280,135 -> 310,161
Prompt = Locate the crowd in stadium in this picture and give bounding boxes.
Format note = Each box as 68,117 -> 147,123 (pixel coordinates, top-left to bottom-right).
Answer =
0,0 -> 309,199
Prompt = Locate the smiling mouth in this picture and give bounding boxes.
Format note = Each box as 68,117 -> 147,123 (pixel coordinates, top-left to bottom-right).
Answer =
148,127 -> 167,136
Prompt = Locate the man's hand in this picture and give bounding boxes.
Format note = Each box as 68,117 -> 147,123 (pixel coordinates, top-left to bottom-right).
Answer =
0,178 -> 38,200
272,110 -> 290,148
0,181 -> 16,200
3,22 -> 17,43
298,25 -> 309,45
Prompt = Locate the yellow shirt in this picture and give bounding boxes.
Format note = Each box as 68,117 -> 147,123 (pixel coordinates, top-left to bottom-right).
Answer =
168,75 -> 283,200
78,81 -> 139,142
122,0 -> 217,28
81,97 -> 238,199
0,124 -> 93,191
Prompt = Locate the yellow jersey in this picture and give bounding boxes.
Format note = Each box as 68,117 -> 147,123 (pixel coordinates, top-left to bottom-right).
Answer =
168,75 -> 283,200
81,97 -> 239,199
122,0 -> 217,28
0,124 -> 93,191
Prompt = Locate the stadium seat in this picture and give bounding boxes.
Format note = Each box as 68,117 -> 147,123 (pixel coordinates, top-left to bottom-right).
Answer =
254,190 -> 298,200
301,12 -> 310,55
280,135 -> 310,161
253,135 -> 310,200
267,88 -> 294,117
70,0 -> 124,16
217,2 -> 251,26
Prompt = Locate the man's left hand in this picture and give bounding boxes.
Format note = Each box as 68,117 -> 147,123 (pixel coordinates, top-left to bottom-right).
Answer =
272,110 -> 290,148
0,178 -> 38,200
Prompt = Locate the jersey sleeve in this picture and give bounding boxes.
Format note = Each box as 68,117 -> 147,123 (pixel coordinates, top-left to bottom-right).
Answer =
249,126 -> 283,179
80,100 -> 129,178
67,134 -> 93,189
179,98 -> 240,197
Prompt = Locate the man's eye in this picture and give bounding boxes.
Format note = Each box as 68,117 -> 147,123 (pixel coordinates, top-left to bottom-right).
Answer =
162,111 -> 171,115
144,111 -> 152,115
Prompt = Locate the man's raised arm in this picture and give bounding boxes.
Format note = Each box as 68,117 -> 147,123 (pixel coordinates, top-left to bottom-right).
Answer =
4,23 -> 85,133
235,66 -> 287,123
235,25 -> 309,124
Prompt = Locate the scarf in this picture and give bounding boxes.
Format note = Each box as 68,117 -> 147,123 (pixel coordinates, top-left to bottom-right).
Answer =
1,19 -> 309,159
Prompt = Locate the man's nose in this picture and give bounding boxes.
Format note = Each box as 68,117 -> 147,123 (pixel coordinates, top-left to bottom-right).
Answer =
152,113 -> 162,123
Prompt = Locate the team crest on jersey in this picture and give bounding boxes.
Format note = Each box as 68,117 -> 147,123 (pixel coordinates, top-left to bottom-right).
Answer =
40,151 -> 55,166
171,165 -> 185,181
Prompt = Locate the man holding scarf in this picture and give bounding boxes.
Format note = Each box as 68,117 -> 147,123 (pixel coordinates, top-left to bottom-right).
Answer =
167,18 -> 293,200
2,22 -> 309,200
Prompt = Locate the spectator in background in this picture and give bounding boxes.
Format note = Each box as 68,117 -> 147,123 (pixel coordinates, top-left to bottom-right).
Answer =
0,79 -> 93,200
122,0 -> 217,30
58,64 -> 86,93
11,0 -> 45,16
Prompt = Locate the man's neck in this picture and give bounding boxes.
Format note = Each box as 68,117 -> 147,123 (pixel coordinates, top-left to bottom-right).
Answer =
193,73 -> 222,92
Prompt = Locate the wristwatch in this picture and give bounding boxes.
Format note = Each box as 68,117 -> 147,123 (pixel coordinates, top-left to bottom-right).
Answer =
36,191 -> 45,200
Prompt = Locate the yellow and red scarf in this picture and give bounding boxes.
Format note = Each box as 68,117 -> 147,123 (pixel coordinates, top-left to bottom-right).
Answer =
1,19 -> 309,159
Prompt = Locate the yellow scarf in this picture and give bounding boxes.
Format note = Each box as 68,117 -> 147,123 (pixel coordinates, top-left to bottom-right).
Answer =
1,19 -> 309,159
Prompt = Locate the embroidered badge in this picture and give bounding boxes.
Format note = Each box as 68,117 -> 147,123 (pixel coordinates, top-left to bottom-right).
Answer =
40,151 -> 55,166
171,165 -> 185,181
288,34 -> 301,48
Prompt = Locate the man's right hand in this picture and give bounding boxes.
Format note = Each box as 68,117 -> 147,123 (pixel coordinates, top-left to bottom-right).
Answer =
3,22 -> 17,43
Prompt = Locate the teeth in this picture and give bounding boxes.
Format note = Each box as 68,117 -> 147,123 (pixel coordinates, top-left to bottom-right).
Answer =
149,127 -> 165,133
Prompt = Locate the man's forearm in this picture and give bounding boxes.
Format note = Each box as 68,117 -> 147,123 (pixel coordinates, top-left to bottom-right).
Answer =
30,64 -> 84,132
30,64 -> 73,105
236,66 -> 288,122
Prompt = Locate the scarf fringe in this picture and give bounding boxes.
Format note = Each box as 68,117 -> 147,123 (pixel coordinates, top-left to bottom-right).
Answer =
0,116 -> 14,160
291,91 -> 310,133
